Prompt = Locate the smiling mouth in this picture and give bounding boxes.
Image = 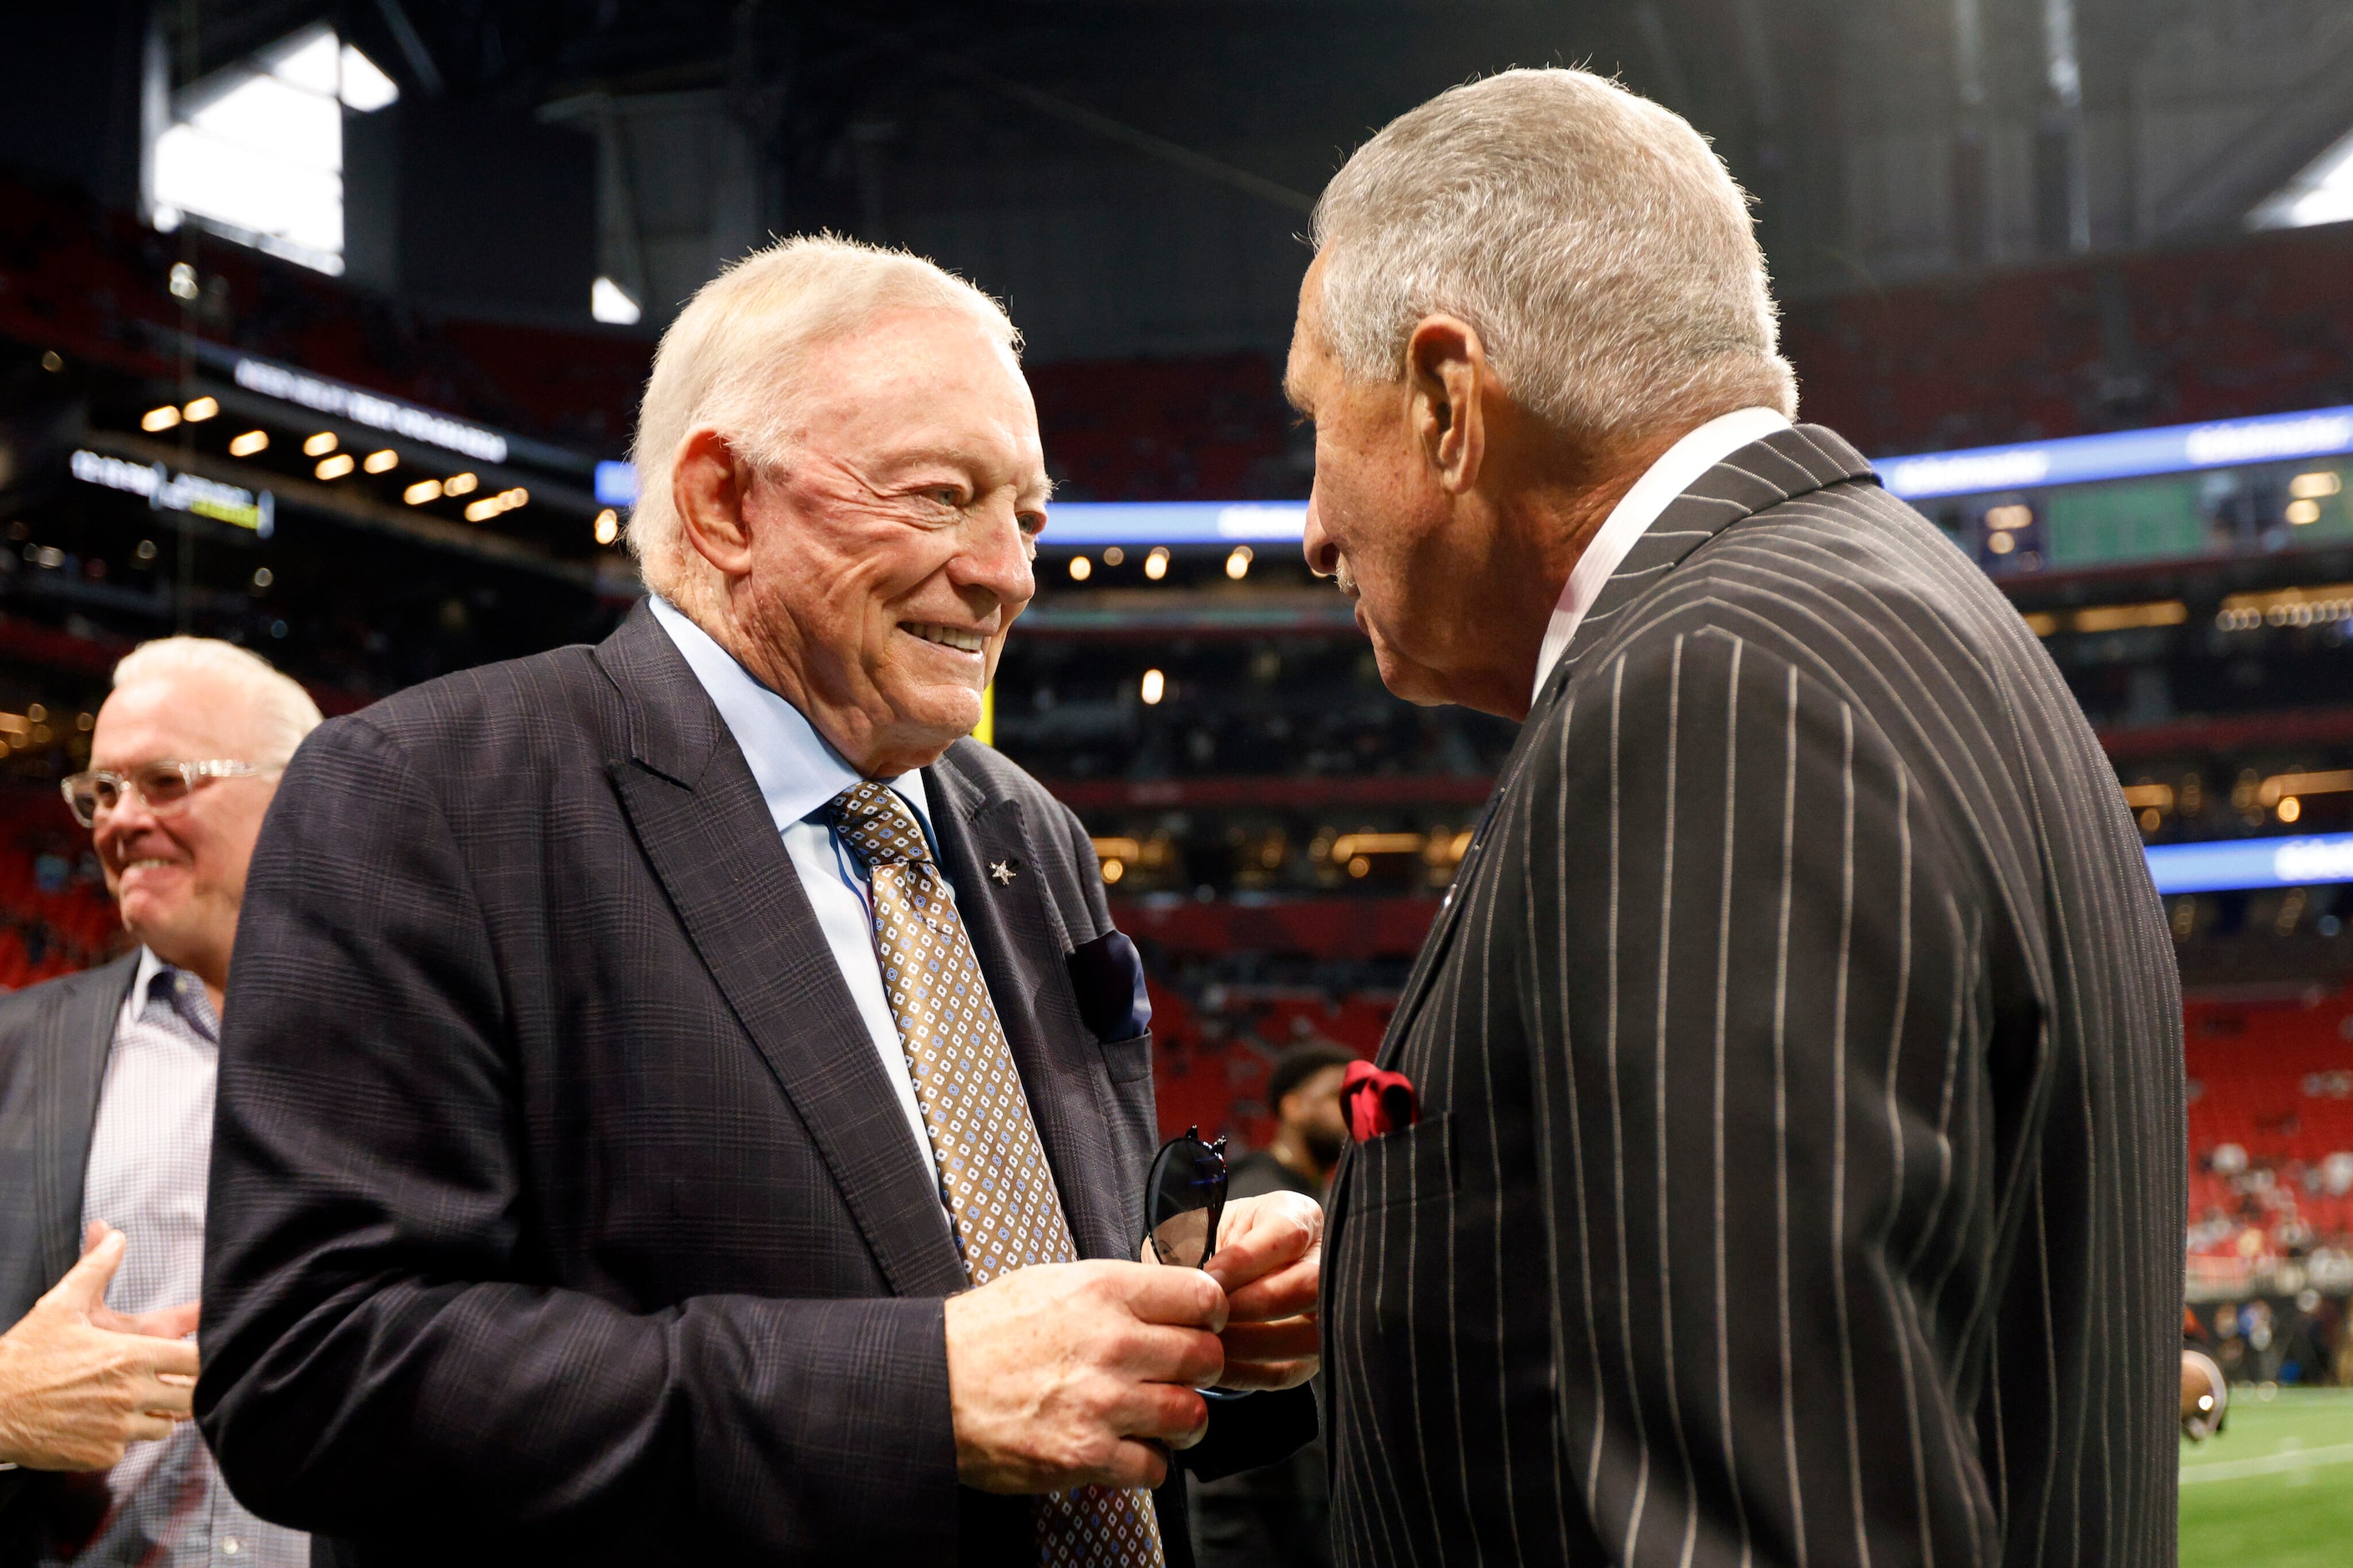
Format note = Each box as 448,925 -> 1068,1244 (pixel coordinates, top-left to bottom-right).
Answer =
901,621 -> 986,654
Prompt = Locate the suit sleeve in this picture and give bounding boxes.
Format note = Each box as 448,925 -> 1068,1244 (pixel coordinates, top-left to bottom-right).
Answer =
198,716 -> 959,1559
1515,625 -> 1996,1565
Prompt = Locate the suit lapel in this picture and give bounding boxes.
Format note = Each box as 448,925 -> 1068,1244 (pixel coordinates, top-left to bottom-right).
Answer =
1552,422 -> 1876,685
595,605 -> 967,1300
924,760 -> 1131,1263
32,954 -> 139,1289
1375,423 -> 1877,1068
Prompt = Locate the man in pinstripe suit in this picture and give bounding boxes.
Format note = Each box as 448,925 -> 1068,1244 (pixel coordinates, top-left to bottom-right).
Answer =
1288,69 -> 2183,1566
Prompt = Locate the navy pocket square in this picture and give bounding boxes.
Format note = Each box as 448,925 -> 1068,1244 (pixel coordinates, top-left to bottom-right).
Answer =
1067,929 -> 1151,1042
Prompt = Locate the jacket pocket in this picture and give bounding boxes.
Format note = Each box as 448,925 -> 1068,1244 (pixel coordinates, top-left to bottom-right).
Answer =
1344,1111 -> 1456,1216
1099,1028 -> 1155,1086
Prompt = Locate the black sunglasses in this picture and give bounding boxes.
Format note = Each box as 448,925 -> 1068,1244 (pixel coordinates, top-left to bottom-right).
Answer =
1143,1125 -> 1229,1269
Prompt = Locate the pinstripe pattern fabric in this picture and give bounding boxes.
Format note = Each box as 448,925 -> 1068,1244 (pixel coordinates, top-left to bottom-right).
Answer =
1322,425 -> 2184,1568
829,781 -> 1164,1567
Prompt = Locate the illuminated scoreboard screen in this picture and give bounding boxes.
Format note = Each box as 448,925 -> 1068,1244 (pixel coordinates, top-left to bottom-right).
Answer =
1880,405 -> 2353,575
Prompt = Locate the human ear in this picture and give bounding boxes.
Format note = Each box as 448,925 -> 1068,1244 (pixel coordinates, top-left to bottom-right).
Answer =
672,428 -> 757,579
1405,315 -> 1488,495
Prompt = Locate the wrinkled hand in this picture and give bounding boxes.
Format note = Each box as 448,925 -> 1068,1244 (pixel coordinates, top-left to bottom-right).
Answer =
945,1259 -> 1226,1494
0,1226 -> 200,1472
1202,1191 -> 1321,1391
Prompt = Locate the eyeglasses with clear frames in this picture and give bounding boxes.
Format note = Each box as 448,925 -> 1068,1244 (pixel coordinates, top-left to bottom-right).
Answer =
61,760 -> 269,828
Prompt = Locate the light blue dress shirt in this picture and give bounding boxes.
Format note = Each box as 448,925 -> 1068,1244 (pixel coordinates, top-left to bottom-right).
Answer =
647,595 -> 939,1175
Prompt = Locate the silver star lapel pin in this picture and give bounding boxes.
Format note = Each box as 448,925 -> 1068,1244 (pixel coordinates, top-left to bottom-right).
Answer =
989,858 -> 1019,885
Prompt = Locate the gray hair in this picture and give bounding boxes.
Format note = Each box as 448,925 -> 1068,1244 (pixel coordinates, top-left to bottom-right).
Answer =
111,637 -> 321,770
626,234 -> 1021,614
1311,68 -> 1796,448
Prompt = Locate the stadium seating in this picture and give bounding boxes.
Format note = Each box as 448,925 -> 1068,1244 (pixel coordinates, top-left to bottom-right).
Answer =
2184,986 -> 2353,1292
0,787 -> 124,989
1782,220 -> 2353,458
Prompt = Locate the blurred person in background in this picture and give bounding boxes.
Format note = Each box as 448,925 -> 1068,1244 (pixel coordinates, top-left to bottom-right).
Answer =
0,639 -> 317,1567
1228,1043 -> 1355,1207
1292,67 -> 2183,1567
1192,1039 -> 1357,1568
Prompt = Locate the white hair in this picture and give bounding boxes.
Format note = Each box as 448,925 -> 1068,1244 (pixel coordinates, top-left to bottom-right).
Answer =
111,637 -> 322,770
626,233 -> 1021,614
1311,68 -> 1796,448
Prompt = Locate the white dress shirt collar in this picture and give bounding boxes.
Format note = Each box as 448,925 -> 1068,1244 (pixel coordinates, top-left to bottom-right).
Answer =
1531,407 -> 1793,702
646,595 -> 932,837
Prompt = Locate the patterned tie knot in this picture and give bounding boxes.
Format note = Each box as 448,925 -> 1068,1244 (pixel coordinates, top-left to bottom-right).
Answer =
827,780 -> 933,871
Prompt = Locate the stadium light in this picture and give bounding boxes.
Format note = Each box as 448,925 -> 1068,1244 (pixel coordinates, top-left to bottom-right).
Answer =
1068,555 -> 1092,581
1226,545 -> 1253,579
2251,125 -> 2353,230
182,397 -> 219,422
595,461 -> 639,507
145,24 -> 399,276
303,432 -> 337,457
1141,669 -> 1166,705
404,479 -> 443,505
142,406 -> 181,432
592,277 -> 643,326
445,472 -> 478,496
1144,547 -> 1170,581
228,430 -> 269,457
2145,832 -> 2353,894
363,449 -> 398,473
315,453 -> 355,480
463,488 -> 529,524
594,508 -> 621,546
1878,405 -> 2353,500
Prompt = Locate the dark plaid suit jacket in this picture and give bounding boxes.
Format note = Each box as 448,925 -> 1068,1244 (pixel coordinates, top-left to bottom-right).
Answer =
197,602 -> 1309,1566
1321,426 -> 2184,1567
0,954 -> 139,1565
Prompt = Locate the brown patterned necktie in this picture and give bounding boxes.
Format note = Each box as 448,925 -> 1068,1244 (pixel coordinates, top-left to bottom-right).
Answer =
827,781 -> 1166,1568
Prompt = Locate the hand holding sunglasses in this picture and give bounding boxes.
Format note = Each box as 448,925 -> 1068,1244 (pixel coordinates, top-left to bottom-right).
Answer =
1141,1127 -> 1325,1393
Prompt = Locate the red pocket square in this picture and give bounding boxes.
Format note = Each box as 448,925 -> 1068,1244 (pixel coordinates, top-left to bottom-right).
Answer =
1342,1060 -> 1420,1141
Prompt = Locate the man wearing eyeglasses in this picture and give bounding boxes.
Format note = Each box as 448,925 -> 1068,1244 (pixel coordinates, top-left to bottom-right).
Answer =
0,637 -> 318,1566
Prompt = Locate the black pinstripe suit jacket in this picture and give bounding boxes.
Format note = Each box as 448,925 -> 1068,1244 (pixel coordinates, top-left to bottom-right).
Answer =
196,602 -> 1309,1567
1322,425 -> 2184,1568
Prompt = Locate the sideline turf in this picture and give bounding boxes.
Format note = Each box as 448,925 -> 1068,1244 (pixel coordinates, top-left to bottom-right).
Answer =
2180,1387 -> 2353,1568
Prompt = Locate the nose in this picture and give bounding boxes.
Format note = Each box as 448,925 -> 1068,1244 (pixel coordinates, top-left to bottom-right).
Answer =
93,787 -> 159,860
951,501 -> 1038,617
1302,491 -> 1340,579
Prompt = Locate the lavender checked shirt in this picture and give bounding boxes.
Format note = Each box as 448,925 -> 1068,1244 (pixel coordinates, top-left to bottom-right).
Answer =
42,950 -> 306,1568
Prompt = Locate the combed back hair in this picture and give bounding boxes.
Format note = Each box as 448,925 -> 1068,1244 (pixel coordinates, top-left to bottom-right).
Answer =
1310,68 -> 1796,449
112,637 -> 321,770
626,234 -> 1021,610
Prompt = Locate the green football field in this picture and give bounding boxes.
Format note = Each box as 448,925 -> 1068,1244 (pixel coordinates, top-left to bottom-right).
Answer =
2181,1387 -> 2353,1567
